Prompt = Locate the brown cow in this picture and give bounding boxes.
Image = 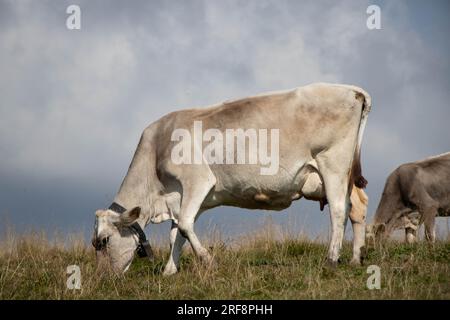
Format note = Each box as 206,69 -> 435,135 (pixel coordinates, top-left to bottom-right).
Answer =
367,152 -> 450,243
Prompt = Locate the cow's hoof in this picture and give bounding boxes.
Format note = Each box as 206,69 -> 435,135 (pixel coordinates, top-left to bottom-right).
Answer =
162,266 -> 178,277
200,253 -> 217,268
350,258 -> 362,266
322,259 -> 339,276
325,258 -> 338,269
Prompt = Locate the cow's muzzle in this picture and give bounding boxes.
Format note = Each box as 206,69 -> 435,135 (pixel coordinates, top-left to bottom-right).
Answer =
92,236 -> 110,251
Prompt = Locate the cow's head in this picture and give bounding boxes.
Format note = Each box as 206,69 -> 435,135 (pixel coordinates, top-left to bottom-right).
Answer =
366,211 -> 420,245
91,206 -> 141,273
365,223 -> 387,246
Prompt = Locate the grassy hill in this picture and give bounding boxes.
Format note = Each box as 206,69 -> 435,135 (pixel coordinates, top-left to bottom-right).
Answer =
0,231 -> 448,299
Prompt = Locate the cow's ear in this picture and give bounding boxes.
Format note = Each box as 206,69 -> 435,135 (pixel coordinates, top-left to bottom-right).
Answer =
118,207 -> 141,226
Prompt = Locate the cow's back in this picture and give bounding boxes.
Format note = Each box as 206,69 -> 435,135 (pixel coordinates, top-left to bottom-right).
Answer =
412,153 -> 450,210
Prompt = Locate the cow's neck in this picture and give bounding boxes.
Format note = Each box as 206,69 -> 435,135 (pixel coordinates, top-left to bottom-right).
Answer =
113,136 -> 162,228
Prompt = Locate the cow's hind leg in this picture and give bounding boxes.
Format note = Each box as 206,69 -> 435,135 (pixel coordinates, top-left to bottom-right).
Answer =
349,207 -> 365,263
349,187 -> 368,265
327,182 -> 351,266
317,158 -> 352,266
350,219 -> 365,265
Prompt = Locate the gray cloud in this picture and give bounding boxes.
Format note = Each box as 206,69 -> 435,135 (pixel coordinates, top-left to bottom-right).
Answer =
0,0 -> 449,240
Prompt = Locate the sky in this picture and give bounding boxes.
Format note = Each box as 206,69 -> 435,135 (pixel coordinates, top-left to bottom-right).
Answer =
0,0 -> 449,244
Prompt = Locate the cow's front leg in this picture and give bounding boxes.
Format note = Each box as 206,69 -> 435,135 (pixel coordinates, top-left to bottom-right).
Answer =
424,214 -> 436,243
163,221 -> 186,276
417,204 -> 437,243
176,173 -> 216,266
178,209 -> 211,265
408,188 -> 438,243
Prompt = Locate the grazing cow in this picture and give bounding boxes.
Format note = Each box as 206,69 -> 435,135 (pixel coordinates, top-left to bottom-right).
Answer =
366,152 -> 450,244
92,83 -> 371,274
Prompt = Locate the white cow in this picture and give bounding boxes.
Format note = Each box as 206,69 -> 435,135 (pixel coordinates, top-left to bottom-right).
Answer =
92,83 -> 371,274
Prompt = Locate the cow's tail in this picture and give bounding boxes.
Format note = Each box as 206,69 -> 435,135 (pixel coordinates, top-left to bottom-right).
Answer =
352,88 -> 371,189
349,184 -> 369,222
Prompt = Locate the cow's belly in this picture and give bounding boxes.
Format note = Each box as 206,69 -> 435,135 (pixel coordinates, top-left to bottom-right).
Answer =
202,160 -> 325,211
205,183 -> 298,211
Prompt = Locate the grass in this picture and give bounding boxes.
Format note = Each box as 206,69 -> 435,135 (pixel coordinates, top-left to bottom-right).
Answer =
0,228 -> 448,300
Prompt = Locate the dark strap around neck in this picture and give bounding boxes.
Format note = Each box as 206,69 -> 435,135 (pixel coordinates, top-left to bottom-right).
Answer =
130,222 -> 147,243
130,222 -> 154,259
109,202 -> 126,214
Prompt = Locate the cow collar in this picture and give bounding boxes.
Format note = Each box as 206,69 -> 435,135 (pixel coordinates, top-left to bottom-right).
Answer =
108,202 -> 154,261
